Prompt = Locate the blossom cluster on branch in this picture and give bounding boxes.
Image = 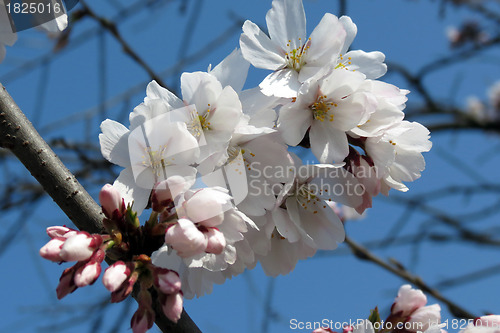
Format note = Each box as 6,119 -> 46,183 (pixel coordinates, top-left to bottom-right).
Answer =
313,285 -> 500,333
39,0 -> 434,332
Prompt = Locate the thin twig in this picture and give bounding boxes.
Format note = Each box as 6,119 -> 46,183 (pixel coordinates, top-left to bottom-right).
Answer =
79,0 -> 170,90
344,236 -> 477,319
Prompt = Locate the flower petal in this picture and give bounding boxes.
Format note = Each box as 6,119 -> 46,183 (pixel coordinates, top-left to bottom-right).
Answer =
260,69 -> 301,98
99,119 -> 130,168
310,121 -> 349,163
240,20 -> 285,70
266,0 -> 306,50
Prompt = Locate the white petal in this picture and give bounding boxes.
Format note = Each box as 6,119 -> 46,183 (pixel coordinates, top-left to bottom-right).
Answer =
113,167 -> 152,216
260,69 -> 301,98
266,0 -> 306,50
310,121 -> 349,163
339,16 -> 357,55
306,13 -> 346,67
240,20 -> 285,70
99,119 -> 130,168
298,202 -> 345,250
209,48 -> 249,92
208,86 -> 242,131
272,206 -> 301,242
129,99 -> 169,130
278,104 -> 312,146
344,50 -> 387,79
320,68 -> 366,100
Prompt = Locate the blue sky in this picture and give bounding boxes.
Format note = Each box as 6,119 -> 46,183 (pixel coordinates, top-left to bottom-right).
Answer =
1,0 -> 499,332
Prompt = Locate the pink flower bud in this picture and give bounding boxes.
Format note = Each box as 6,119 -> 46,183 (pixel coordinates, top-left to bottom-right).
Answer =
59,232 -> 102,262
46,226 -> 78,239
182,188 -> 227,226
154,268 -> 181,295
111,269 -> 139,303
407,304 -> 441,332
392,284 -> 427,317
131,306 -> 155,333
39,237 -> 65,262
99,184 -> 125,219
74,261 -> 102,287
204,227 -> 226,254
165,219 -> 207,258
152,176 -> 188,212
56,266 -> 78,299
103,261 -> 131,293
162,292 -> 183,323
313,329 -> 334,333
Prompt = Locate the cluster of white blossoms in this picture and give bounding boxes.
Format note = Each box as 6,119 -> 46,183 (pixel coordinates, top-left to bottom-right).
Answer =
97,0 -> 432,299
313,285 -> 500,333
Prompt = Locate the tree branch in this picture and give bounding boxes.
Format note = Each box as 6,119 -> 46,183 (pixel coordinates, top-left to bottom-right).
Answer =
0,83 -> 200,333
344,236 -> 477,319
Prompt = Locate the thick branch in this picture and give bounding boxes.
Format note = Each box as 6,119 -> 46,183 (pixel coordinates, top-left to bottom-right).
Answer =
0,83 -> 200,333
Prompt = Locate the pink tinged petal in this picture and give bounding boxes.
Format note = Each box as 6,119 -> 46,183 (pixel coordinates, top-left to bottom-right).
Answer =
74,261 -> 102,287
278,104 -> 312,146
392,284 -> 427,317
99,184 -> 125,219
39,238 -> 65,262
272,207 -> 301,242
99,119 -> 130,168
59,233 -> 99,262
56,266 -> 78,299
343,50 -> 387,79
103,261 -> 131,293
209,48 -> 249,92
310,121 -> 349,163
240,20 -> 285,70
266,0 -> 306,49
339,16 -> 357,55
259,69 -> 301,98
163,293 -> 183,323
165,219 -> 208,258
204,228 -> 226,254
46,226 -> 77,239
183,189 -> 227,226
111,270 -> 139,303
306,13 -> 346,67
154,268 -> 182,294
407,304 -> 441,332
